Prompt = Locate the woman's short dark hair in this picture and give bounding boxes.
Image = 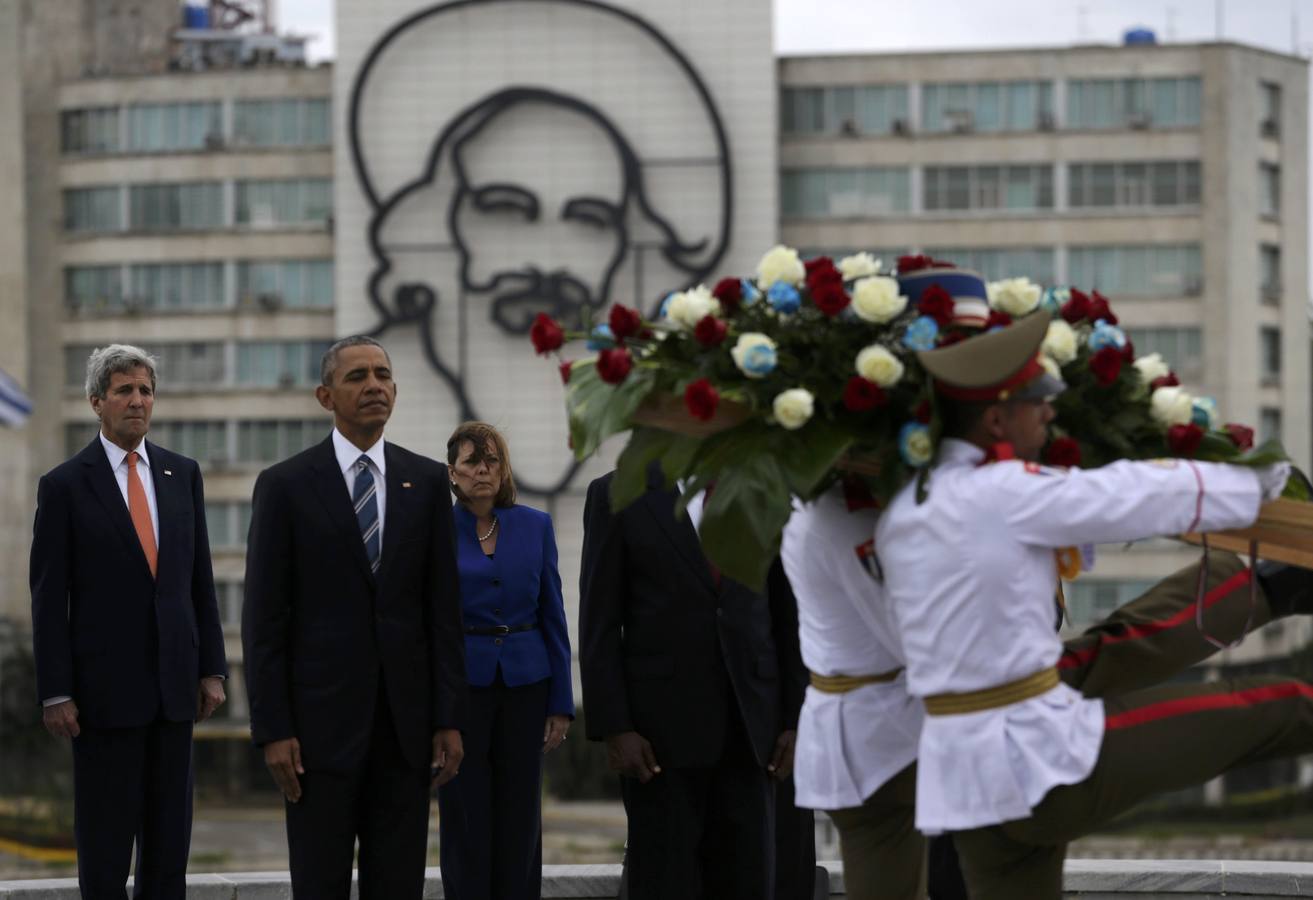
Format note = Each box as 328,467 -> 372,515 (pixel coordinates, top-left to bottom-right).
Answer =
446,421 -> 517,508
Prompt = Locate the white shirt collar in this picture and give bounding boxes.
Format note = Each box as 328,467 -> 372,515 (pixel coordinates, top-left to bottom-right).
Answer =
99,431 -> 149,471
332,428 -> 386,478
937,438 -> 986,468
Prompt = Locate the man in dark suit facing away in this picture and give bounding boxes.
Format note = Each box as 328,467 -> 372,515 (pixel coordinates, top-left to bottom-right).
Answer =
242,335 -> 466,899
31,343 -> 228,899
580,468 -> 807,900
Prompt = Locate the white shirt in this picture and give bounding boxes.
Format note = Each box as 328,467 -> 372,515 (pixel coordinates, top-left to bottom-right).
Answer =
99,431 -> 159,547
781,486 -> 923,810
876,439 -> 1263,833
331,428 -> 387,546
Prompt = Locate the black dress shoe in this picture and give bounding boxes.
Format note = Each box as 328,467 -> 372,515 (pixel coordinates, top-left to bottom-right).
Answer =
1258,561 -> 1313,618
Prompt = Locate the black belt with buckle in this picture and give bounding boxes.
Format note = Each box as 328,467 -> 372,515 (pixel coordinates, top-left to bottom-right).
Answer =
465,622 -> 537,636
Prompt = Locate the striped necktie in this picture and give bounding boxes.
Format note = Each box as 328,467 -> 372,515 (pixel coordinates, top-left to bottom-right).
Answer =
353,455 -> 380,574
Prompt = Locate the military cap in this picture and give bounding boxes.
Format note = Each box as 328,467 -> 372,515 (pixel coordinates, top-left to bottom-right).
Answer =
917,310 -> 1066,402
897,265 -> 990,327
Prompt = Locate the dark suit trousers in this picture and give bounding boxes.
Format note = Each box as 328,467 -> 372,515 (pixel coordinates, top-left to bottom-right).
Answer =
774,777 -> 819,900
285,684 -> 430,900
620,707 -> 775,900
437,673 -> 549,900
72,718 -> 194,900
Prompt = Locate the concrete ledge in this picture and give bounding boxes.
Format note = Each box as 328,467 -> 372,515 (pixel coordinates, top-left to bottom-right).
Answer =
3,860 -> 1313,897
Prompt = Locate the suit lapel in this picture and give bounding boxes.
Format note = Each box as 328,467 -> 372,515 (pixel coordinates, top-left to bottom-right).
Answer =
640,488 -> 719,595
306,437 -> 375,586
79,439 -> 154,579
147,441 -> 179,580
377,444 -> 412,584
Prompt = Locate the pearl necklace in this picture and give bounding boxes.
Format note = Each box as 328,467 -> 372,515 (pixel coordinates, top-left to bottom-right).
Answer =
478,517 -> 498,542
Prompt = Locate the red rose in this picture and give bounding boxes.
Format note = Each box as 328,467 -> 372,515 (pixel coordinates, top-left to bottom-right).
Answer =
1225,423 -> 1255,450
1120,339 -> 1135,363
693,314 -> 728,347
712,277 -> 743,314
529,313 -> 565,355
811,280 -> 851,316
985,310 -> 1012,330
608,304 -> 642,341
596,347 -> 633,384
1061,288 -> 1092,324
684,378 -> 719,421
1167,423 -> 1205,457
559,360 -> 573,384
1044,437 -> 1082,468
1088,291 -> 1118,325
938,330 -> 968,347
918,283 -> 955,328
843,376 -> 887,412
1089,346 -> 1123,386
914,400 -> 932,424
1150,373 -> 1180,390
805,256 -> 837,278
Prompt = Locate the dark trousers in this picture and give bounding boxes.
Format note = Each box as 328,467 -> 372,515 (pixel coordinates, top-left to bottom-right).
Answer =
437,674 -> 550,900
285,686 -> 430,900
774,777 -> 820,900
72,717 -> 194,900
620,712 -> 775,900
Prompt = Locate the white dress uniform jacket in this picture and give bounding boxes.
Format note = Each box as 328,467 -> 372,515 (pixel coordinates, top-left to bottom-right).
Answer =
781,486 -> 923,810
876,439 -> 1264,833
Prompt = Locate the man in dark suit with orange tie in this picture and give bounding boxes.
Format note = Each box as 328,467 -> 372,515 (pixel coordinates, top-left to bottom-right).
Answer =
30,344 -> 228,899
242,335 -> 467,899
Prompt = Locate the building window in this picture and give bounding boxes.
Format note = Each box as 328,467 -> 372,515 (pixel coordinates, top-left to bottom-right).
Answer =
780,85 -> 910,136
1124,327 -> 1203,380
215,582 -> 244,630
125,101 -> 223,153
1066,76 -> 1200,130
236,420 -> 324,463
1260,164 -> 1280,217
65,265 -> 124,313
232,98 -> 331,147
127,262 -> 227,311
1259,408 -> 1282,444
921,80 -> 1054,133
64,187 -> 122,233
1260,244 -> 1281,304
236,259 -> 334,308
61,107 -> 120,154
149,420 -> 230,462
235,178 -> 333,227
207,503 -> 253,551
1064,579 -> 1155,629
923,165 -> 1053,212
235,341 -> 333,388
920,247 -> 1056,285
65,342 -> 224,389
1068,160 -> 1200,209
128,182 -> 225,231
1067,244 -> 1202,296
1260,82 -> 1281,138
1260,328 -> 1281,384
780,168 -> 910,217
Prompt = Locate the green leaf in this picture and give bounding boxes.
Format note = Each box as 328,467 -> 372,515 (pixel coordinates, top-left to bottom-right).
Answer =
775,418 -> 854,498
698,454 -> 793,590
612,427 -> 679,512
566,364 -> 656,460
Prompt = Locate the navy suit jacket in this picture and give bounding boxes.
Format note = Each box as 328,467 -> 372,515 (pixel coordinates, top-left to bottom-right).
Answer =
453,503 -> 574,717
30,438 -> 227,728
242,436 -> 467,773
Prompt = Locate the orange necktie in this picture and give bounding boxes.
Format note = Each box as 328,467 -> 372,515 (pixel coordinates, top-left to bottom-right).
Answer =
126,451 -> 158,577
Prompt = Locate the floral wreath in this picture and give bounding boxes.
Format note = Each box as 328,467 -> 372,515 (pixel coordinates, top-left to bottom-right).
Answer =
530,246 -> 1306,588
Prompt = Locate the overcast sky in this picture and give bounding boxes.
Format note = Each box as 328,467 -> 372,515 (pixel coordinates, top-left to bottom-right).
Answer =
278,0 -> 1310,62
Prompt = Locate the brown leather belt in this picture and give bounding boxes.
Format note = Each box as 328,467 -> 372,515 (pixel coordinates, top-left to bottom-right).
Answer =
924,667 -> 1059,716
809,668 -> 903,694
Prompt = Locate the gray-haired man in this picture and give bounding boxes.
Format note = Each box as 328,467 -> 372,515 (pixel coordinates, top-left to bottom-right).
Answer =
30,343 -> 227,899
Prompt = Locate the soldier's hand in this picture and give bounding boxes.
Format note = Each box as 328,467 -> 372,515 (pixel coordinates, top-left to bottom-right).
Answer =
605,731 -> 661,783
42,699 -> 80,739
264,737 -> 304,803
768,729 -> 797,780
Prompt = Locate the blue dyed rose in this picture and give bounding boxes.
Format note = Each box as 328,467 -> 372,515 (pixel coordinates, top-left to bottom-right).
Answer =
586,323 -> 616,351
1040,286 -> 1070,316
902,315 -> 939,351
1087,319 -> 1128,352
731,333 -> 779,379
1192,396 -> 1218,430
898,422 -> 934,467
741,278 -> 762,305
767,280 -> 801,314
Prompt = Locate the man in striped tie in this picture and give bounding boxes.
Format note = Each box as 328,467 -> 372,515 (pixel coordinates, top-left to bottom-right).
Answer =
243,335 -> 467,899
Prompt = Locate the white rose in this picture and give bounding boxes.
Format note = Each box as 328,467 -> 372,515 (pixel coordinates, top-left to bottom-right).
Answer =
666,285 -> 720,329
855,344 -> 905,387
851,276 -> 908,324
756,245 -> 806,287
1133,352 -> 1171,385
1150,385 -> 1196,427
1042,320 -> 1078,366
1039,355 -> 1063,381
987,277 -> 1042,317
839,252 -> 881,280
772,388 -> 815,430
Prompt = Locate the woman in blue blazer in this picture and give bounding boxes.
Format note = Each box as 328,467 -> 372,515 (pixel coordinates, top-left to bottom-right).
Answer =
438,421 -> 574,900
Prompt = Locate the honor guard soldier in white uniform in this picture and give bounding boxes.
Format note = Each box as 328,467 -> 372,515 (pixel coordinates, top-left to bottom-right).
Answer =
877,311 -> 1313,899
